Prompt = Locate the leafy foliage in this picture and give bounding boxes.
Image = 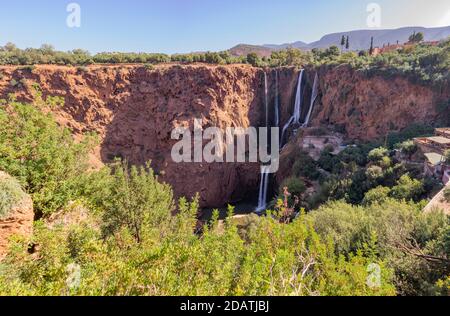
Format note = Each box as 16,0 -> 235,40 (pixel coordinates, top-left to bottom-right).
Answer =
308,199 -> 449,296
0,97 -> 96,216
0,98 -> 398,296
0,201 -> 396,296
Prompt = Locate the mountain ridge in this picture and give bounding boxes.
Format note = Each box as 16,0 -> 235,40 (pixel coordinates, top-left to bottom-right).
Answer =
229,26 -> 450,56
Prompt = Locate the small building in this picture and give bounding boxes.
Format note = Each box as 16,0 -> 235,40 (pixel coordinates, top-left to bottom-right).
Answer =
414,136 -> 450,155
415,128 -> 450,184
435,128 -> 450,139
423,152 -> 446,178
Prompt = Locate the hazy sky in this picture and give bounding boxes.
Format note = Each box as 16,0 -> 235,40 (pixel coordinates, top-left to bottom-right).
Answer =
1,0 -> 449,54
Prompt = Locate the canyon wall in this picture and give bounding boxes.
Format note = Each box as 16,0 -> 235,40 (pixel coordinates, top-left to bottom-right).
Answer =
0,64 -> 447,208
309,65 -> 448,140
0,64 -> 274,207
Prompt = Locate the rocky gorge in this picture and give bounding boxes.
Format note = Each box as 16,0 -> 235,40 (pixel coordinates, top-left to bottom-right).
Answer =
0,64 -> 447,209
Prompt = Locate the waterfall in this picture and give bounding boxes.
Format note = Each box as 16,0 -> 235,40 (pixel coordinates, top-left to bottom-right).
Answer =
274,71 -> 280,127
293,69 -> 304,124
256,72 -> 271,213
302,73 -> 319,128
256,165 -> 270,213
264,72 -> 269,128
280,116 -> 294,145
280,69 -> 304,145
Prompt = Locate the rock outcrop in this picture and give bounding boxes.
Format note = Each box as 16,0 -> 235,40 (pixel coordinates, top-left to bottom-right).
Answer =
0,64 -> 274,208
0,172 -> 34,260
310,65 -> 449,141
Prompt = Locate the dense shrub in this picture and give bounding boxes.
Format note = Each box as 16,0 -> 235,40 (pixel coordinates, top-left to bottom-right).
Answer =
396,140 -> 418,157
390,175 -> 425,202
0,97 -> 96,216
0,200 -> 396,296
308,199 -> 449,295
92,161 -> 175,243
368,147 -> 389,162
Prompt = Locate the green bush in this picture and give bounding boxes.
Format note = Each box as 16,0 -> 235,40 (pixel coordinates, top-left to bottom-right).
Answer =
387,123 -> 434,148
0,201 -> 396,296
396,140 -> 418,157
368,147 -> 389,162
390,175 -> 424,202
0,98 -> 96,216
280,177 -> 306,198
308,199 -> 449,295
363,186 -> 391,205
91,161 -> 175,243
0,174 -> 26,219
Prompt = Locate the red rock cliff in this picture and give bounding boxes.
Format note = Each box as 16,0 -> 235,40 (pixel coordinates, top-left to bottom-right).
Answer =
309,65 -> 448,140
0,64 -> 270,208
0,64 -> 447,208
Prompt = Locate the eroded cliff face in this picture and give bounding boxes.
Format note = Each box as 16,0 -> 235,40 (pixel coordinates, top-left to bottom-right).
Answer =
0,64 -> 446,209
309,65 -> 448,141
0,64 -> 273,207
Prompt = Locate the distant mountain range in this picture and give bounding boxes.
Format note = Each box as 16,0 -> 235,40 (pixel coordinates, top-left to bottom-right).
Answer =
229,26 -> 450,56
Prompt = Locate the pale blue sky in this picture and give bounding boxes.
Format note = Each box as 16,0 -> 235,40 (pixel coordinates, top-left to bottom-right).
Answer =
1,0 -> 449,54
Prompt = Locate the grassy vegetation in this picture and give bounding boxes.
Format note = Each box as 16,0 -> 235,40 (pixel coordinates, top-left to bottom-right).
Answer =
0,92 -> 448,295
0,174 -> 26,219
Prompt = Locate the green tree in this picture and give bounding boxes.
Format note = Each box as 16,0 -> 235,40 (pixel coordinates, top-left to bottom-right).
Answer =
390,174 -> 424,201
95,161 -> 175,243
368,147 -> 389,163
309,199 -> 449,295
246,52 -> 261,67
363,186 -> 391,205
346,36 -> 350,50
409,32 -> 424,43
397,140 -> 418,158
369,37 -> 374,55
324,46 -> 340,58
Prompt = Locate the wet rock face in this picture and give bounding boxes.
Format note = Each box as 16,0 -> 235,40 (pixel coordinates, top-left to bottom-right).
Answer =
0,172 -> 34,260
0,64 -> 445,208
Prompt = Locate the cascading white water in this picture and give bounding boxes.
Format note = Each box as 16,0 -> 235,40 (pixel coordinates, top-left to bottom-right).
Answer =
293,69 -> 304,124
256,72 -> 271,213
256,71 -> 319,213
280,69 -> 304,145
264,72 -> 269,128
256,165 -> 270,213
274,71 -> 280,127
302,72 -> 319,128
